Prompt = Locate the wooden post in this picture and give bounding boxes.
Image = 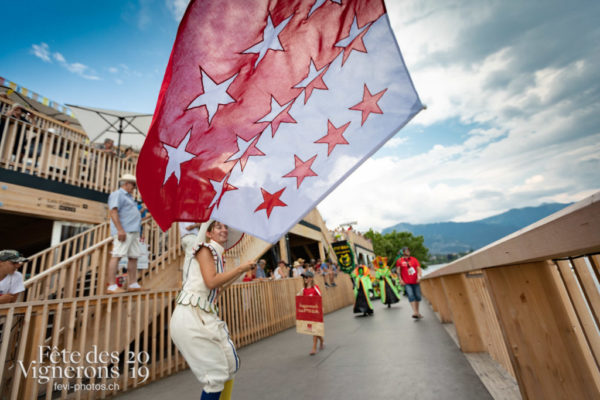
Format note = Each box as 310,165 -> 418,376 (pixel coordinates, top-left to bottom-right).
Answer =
441,274 -> 485,353
484,261 -> 600,400
429,277 -> 452,323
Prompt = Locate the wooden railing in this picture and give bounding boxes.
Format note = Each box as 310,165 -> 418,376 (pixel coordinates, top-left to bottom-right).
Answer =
421,191 -> 600,400
0,275 -> 354,399
23,223 -> 111,282
23,218 -> 181,301
0,110 -> 137,194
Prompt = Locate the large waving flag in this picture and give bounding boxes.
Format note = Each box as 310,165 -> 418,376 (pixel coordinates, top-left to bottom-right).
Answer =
137,0 -> 423,243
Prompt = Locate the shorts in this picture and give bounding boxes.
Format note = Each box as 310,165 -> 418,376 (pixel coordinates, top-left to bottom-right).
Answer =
404,283 -> 422,302
111,232 -> 142,258
170,305 -> 239,392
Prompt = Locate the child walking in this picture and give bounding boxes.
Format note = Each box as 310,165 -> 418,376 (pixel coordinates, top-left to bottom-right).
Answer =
300,270 -> 324,355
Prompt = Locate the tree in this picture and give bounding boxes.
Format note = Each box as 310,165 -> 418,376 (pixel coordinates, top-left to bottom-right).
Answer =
364,229 -> 430,268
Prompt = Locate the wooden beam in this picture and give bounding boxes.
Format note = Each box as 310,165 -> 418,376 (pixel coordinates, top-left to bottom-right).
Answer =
426,192 -> 600,278
441,274 -> 485,353
0,181 -> 108,224
484,261 -> 600,400
429,277 -> 452,323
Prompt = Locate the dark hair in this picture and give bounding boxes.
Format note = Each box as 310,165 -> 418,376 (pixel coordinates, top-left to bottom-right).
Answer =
207,220 -> 218,232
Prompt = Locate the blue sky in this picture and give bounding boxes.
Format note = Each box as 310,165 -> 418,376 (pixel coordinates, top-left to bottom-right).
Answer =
2,0 -> 599,230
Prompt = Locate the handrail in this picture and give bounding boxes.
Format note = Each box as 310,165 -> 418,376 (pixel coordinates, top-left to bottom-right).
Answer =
419,190 -> 600,400
24,238 -> 112,286
0,276 -> 353,399
23,222 -> 110,281
0,97 -> 88,139
1,112 -> 138,194
424,191 -> 600,279
22,217 -> 181,301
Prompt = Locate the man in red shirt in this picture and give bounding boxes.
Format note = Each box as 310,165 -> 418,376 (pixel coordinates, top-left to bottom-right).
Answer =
396,247 -> 423,319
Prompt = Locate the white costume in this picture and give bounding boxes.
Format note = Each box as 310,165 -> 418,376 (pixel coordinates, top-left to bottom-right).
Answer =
170,239 -> 239,393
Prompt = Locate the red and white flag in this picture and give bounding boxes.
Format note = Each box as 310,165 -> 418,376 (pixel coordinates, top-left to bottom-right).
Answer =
137,0 -> 423,243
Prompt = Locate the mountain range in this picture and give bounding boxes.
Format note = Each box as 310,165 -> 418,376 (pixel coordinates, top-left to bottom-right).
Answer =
382,203 -> 571,254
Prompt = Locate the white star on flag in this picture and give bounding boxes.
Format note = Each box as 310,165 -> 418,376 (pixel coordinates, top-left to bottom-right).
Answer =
308,0 -> 342,17
137,0 -> 423,243
162,129 -> 196,184
208,174 -> 236,209
243,14 -> 293,68
187,70 -> 237,124
335,16 -> 368,47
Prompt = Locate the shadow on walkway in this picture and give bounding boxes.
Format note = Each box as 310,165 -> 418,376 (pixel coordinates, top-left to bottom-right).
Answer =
115,299 -> 492,400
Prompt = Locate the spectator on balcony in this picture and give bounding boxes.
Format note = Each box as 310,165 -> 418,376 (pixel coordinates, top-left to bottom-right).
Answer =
274,260 -> 288,280
291,259 -> 305,277
255,259 -> 267,280
97,138 -> 117,156
396,246 -> 423,319
106,174 -> 146,294
121,146 -> 136,163
0,250 -> 27,304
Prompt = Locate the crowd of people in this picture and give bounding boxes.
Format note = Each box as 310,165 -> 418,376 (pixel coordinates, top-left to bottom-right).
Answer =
242,257 -> 338,287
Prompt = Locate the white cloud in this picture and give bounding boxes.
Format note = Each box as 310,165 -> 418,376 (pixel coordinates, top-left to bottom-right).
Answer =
31,43 -> 100,80
383,136 -> 408,149
31,43 -> 51,62
165,0 -> 189,22
317,0 -> 600,232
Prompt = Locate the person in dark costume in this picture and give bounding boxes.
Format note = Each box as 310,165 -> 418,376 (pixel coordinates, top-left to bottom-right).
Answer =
353,265 -> 374,316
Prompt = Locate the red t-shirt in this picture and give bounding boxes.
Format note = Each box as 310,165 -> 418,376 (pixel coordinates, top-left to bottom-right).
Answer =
396,256 -> 420,284
242,273 -> 255,282
302,285 -> 321,296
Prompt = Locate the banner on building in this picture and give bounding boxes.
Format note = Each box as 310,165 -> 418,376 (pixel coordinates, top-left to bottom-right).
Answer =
332,240 -> 356,274
296,295 -> 324,336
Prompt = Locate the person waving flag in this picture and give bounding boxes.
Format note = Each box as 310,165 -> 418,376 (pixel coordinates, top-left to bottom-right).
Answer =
137,0 -> 423,243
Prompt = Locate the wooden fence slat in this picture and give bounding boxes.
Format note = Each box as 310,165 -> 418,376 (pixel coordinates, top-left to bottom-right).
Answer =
572,257 -> 600,328
556,259 -> 600,370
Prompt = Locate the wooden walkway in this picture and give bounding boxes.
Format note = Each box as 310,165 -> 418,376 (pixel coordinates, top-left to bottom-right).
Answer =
114,299 -> 505,400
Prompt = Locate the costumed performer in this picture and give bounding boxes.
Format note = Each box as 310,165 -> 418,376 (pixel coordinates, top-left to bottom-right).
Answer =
375,257 -> 400,308
353,265 -> 374,316
170,220 -> 255,400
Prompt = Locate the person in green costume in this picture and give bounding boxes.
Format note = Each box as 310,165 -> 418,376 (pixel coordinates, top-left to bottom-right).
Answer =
376,262 -> 400,308
352,265 -> 374,316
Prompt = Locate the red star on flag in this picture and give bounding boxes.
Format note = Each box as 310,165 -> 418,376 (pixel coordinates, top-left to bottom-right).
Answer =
283,154 -> 319,188
350,84 -> 387,125
136,0 -> 423,243
315,120 -> 350,155
255,188 -> 287,218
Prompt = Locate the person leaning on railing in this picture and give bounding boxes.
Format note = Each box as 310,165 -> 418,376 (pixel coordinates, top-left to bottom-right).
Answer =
0,250 -> 27,304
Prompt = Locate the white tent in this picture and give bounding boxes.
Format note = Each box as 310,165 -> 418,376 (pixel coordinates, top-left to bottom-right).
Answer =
67,104 -> 153,151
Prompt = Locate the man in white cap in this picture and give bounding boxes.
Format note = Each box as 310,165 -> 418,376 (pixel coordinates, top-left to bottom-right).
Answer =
105,174 -> 146,294
0,249 -> 27,303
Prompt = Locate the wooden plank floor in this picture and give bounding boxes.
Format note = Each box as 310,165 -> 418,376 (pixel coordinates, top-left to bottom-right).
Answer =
442,316 -> 522,400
